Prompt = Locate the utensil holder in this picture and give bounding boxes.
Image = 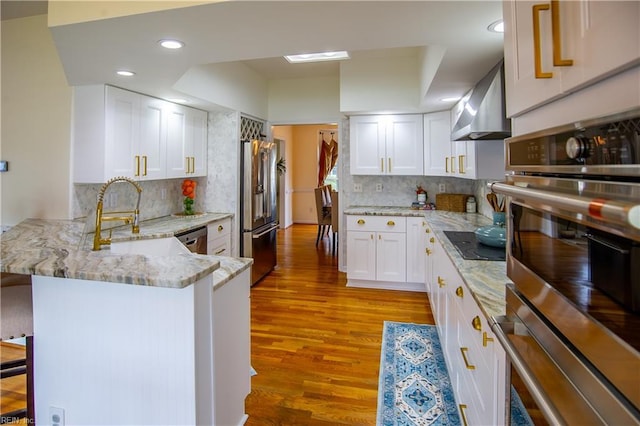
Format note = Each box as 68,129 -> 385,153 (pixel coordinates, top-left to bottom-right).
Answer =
493,212 -> 506,226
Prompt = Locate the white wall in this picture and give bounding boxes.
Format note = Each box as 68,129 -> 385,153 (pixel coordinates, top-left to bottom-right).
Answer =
1,15 -> 73,227
268,76 -> 342,124
340,55 -> 420,114
174,62 -> 269,120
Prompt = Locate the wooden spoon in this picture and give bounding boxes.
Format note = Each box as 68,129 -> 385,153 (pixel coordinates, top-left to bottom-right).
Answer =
486,193 -> 498,211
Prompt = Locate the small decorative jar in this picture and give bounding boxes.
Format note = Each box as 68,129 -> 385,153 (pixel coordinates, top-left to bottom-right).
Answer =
466,196 -> 476,213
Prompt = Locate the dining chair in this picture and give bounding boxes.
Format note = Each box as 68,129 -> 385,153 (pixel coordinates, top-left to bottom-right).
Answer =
1,273 -> 34,423
331,190 -> 339,256
314,186 -> 332,247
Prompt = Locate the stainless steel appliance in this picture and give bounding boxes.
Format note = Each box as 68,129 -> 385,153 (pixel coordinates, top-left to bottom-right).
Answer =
490,108 -> 640,425
175,226 -> 208,254
240,138 -> 278,285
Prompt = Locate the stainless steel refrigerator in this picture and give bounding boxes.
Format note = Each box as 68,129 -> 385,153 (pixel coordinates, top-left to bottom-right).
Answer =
240,138 -> 278,285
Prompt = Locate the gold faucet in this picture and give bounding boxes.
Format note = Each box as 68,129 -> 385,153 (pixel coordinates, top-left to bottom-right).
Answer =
93,176 -> 143,251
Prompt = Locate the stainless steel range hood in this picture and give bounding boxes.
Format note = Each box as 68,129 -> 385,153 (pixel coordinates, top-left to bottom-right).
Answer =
451,60 -> 511,141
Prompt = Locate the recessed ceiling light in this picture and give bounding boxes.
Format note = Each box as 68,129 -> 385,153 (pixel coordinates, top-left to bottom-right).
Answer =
284,51 -> 350,63
116,70 -> 136,77
159,39 -> 185,49
440,97 -> 461,102
487,19 -> 504,33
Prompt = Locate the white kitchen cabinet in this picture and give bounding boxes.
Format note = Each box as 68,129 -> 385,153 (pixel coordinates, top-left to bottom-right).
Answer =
73,85 -> 207,183
503,0 -> 640,117
350,114 -> 423,175
423,111 -> 452,176
427,229 -> 506,426
423,111 -> 505,180
406,217 -> 429,284
166,104 -> 208,178
346,215 -> 408,287
207,218 -> 231,256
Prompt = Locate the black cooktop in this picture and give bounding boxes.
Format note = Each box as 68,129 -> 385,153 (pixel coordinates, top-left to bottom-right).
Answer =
443,231 -> 506,261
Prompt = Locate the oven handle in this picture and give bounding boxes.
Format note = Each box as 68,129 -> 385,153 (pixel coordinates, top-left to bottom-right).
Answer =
584,233 -> 630,254
489,317 -> 566,426
490,181 -> 640,230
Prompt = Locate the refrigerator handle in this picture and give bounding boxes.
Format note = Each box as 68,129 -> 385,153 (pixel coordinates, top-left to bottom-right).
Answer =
253,223 -> 279,238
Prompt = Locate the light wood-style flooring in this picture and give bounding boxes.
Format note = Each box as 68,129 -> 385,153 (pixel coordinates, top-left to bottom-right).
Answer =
0,224 -> 433,424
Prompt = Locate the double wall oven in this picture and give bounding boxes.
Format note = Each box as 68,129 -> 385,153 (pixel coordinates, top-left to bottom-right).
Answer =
491,108 -> 640,425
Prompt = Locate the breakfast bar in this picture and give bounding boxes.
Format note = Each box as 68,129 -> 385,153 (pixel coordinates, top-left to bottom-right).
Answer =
1,216 -> 252,425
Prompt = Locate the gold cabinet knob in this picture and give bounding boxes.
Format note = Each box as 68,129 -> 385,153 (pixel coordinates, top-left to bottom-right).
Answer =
426,248 -> 432,256
357,219 -> 365,225
387,220 -> 395,226
217,225 -> 223,232
425,228 -> 431,233
429,237 -> 435,243
471,316 -> 482,331
455,286 -> 464,298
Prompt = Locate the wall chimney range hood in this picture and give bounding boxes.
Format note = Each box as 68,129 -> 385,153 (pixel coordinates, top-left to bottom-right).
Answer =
451,60 -> 511,141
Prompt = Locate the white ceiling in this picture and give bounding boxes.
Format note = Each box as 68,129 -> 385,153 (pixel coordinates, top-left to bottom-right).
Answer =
13,1 -> 506,114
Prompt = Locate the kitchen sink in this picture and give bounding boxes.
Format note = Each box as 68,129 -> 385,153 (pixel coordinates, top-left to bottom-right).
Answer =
110,237 -> 190,256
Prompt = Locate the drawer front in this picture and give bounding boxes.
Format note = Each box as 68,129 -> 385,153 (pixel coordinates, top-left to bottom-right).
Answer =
345,215 -> 406,232
208,218 -> 231,238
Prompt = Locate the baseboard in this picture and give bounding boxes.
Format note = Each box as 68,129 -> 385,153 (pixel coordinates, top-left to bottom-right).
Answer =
346,279 -> 427,293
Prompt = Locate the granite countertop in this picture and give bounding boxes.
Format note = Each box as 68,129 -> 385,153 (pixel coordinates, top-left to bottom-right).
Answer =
344,206 -> 509,318
1,214 -> 251,289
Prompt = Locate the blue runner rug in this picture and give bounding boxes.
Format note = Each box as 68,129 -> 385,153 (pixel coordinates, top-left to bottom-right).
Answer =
377,321 -> 534,426
377,321 -> 459,425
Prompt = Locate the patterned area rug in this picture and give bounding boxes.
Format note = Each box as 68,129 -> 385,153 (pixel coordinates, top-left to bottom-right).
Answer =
377,321 -> 459,425
377,321 -> 534,426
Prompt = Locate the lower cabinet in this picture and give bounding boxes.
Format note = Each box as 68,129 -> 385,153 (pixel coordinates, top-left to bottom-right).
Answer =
427,231 -> 506,425
207,218 -> 231,256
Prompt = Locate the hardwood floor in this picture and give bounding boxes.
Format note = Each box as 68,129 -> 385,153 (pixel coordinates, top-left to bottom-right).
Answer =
0,224 -> 433,425
245,224 -> 433,425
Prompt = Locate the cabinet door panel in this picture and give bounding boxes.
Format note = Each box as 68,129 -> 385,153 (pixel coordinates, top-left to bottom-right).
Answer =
385,115 -> 423,175
165,106 -> 188,178
376,232 -> 406,282
346,231 -> 376,280
350,117 -> 385,175
139,97 -> 166,180
188,109 -> 208,177
406,218 -> 427,283
105,88 -> 140,178
423,111 -> 452,176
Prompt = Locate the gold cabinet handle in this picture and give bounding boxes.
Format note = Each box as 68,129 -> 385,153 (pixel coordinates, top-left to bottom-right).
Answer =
437,276 -> 445,288
445,157 -> 449,173
429,237 -> 435,243
370,234 -> 374,240
214,248 -> 226,255
426,248 -> 432,256
357,219 -> 365,225
387,220 -> 395,226
186,157 -> 190,173
388,158 -> 391,173
483,331 -> 495,347
380,158 -> 384,173
135,155 -> 140,176
455,286 -> 464,298
471,315 -> 482,331
192,157 -> 196,173
551,0 -> 573,66
451,156 -> 456,173
460,347 -> 476,370
425,228 -> 431,234
217,225 -> 224,232
142,155 -> 148,176
533,3 -> 553,78
458,155 -> 465,174
459,404 -> 469,426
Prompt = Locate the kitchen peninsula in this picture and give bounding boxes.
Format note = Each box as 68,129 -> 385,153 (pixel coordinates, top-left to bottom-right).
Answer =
0,215 -> 252,425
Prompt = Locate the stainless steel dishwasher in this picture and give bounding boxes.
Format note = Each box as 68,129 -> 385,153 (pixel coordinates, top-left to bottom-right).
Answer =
175,226 -> 207,254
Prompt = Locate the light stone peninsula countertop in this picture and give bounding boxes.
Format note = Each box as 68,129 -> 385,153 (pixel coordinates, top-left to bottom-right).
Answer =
1,213 -> 252,289
344,206 -> 510,318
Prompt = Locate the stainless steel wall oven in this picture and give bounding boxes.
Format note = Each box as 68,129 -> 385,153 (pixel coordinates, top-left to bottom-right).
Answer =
490,108 -> 640,425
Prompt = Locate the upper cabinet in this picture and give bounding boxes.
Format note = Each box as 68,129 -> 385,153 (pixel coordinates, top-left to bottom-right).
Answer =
503,0 -> 640,117
350,114 -> 423,175
73,85 -> 208,183
423,111 -> 505,180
